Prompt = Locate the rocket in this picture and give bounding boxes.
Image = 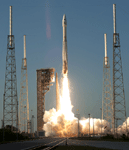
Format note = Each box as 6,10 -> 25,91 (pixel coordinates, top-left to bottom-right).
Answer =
62,14 -> 68,75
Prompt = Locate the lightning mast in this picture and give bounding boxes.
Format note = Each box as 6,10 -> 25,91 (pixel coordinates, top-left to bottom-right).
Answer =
102,34 -> 112,129
3,6 -> 18,131
112,4 -> 127,134
19,35 -> 30,133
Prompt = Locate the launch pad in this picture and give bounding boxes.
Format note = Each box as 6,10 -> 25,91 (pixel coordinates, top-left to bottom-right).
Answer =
37,68 -> 55,136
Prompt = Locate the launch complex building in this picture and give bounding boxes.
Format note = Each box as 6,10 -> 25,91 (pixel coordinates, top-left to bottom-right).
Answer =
2,4 -> 127,137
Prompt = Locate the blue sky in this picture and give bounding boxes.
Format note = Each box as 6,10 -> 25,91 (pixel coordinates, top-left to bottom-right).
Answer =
0,0 -> 129,131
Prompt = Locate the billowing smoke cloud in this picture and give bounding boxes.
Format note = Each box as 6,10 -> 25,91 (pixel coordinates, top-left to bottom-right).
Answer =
44,108 -> 77,137
116,117 -> 129,135
43,74 -> 128,137
43,75 -> 112,137
43,108 -> 111,137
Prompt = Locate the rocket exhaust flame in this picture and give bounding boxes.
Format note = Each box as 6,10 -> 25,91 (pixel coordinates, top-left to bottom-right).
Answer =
43,14 -> 127,137
43,73 -> 128,136
43,74 -> 111,137
43,14 -> 111,137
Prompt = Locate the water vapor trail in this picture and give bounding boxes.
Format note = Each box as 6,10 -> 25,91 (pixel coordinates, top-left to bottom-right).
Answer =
45,1 -> 51,39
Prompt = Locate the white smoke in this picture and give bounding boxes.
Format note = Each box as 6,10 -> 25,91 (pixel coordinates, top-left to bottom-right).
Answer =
43,75 -> 128,137
44,108 -> 77,137
116,117 -> 129,135
43,108 -> 111,137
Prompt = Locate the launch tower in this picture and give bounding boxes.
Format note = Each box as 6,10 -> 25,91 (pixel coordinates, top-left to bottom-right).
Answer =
37,68 -> 55,136
112,4 -> 127,134
102,34 -> 113,129
3,6 -> 18,131
19,35 -> 30,133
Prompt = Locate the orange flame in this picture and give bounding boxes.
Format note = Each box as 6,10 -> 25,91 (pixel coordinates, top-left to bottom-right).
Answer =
43,74 -> 111,137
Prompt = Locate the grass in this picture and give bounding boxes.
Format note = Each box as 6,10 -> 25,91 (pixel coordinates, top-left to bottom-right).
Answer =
69,134 -> 129,142
30,145 -> 116,150
0,128 -> 37,144
0,138 -> 36,145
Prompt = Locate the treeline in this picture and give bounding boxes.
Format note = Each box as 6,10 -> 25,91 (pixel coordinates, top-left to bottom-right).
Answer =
101,133 -> 129,141
70,133 -> 129,141
0,128 -> 29,142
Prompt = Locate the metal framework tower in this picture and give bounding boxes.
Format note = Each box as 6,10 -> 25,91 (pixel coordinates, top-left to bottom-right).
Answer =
102,34 -> 113,128
112,4 -> 127,134
37,68 -> 55,134
19,35 -> 30,133
3,6 -> 18,131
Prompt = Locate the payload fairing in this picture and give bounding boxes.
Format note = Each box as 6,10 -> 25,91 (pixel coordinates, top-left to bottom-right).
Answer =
62,14 -> 68,75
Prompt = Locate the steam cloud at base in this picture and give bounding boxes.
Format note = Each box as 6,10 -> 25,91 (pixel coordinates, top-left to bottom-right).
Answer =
43,75 -> 129,137
43,109 -> 129,137
43,108 -> 111,137
116,117 -> 129,135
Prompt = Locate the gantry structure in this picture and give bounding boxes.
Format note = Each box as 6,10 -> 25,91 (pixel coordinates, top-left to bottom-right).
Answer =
102,34 -> 113,129
19,35 -> 30,133
112,4 -> 127,134
3,6 -> 18,131
37,68 -> 55,133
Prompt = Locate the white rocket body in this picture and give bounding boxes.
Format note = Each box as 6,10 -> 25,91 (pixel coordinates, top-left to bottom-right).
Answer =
62,14 -> 68,75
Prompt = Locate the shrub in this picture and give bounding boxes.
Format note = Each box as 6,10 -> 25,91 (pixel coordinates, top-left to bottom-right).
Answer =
101,134 -> 114,140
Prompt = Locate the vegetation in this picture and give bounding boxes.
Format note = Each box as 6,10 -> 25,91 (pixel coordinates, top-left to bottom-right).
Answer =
101,133 -> 129,141
101,134 -> 114,140
0,128 -> 30,143
70,134 -> 129,142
